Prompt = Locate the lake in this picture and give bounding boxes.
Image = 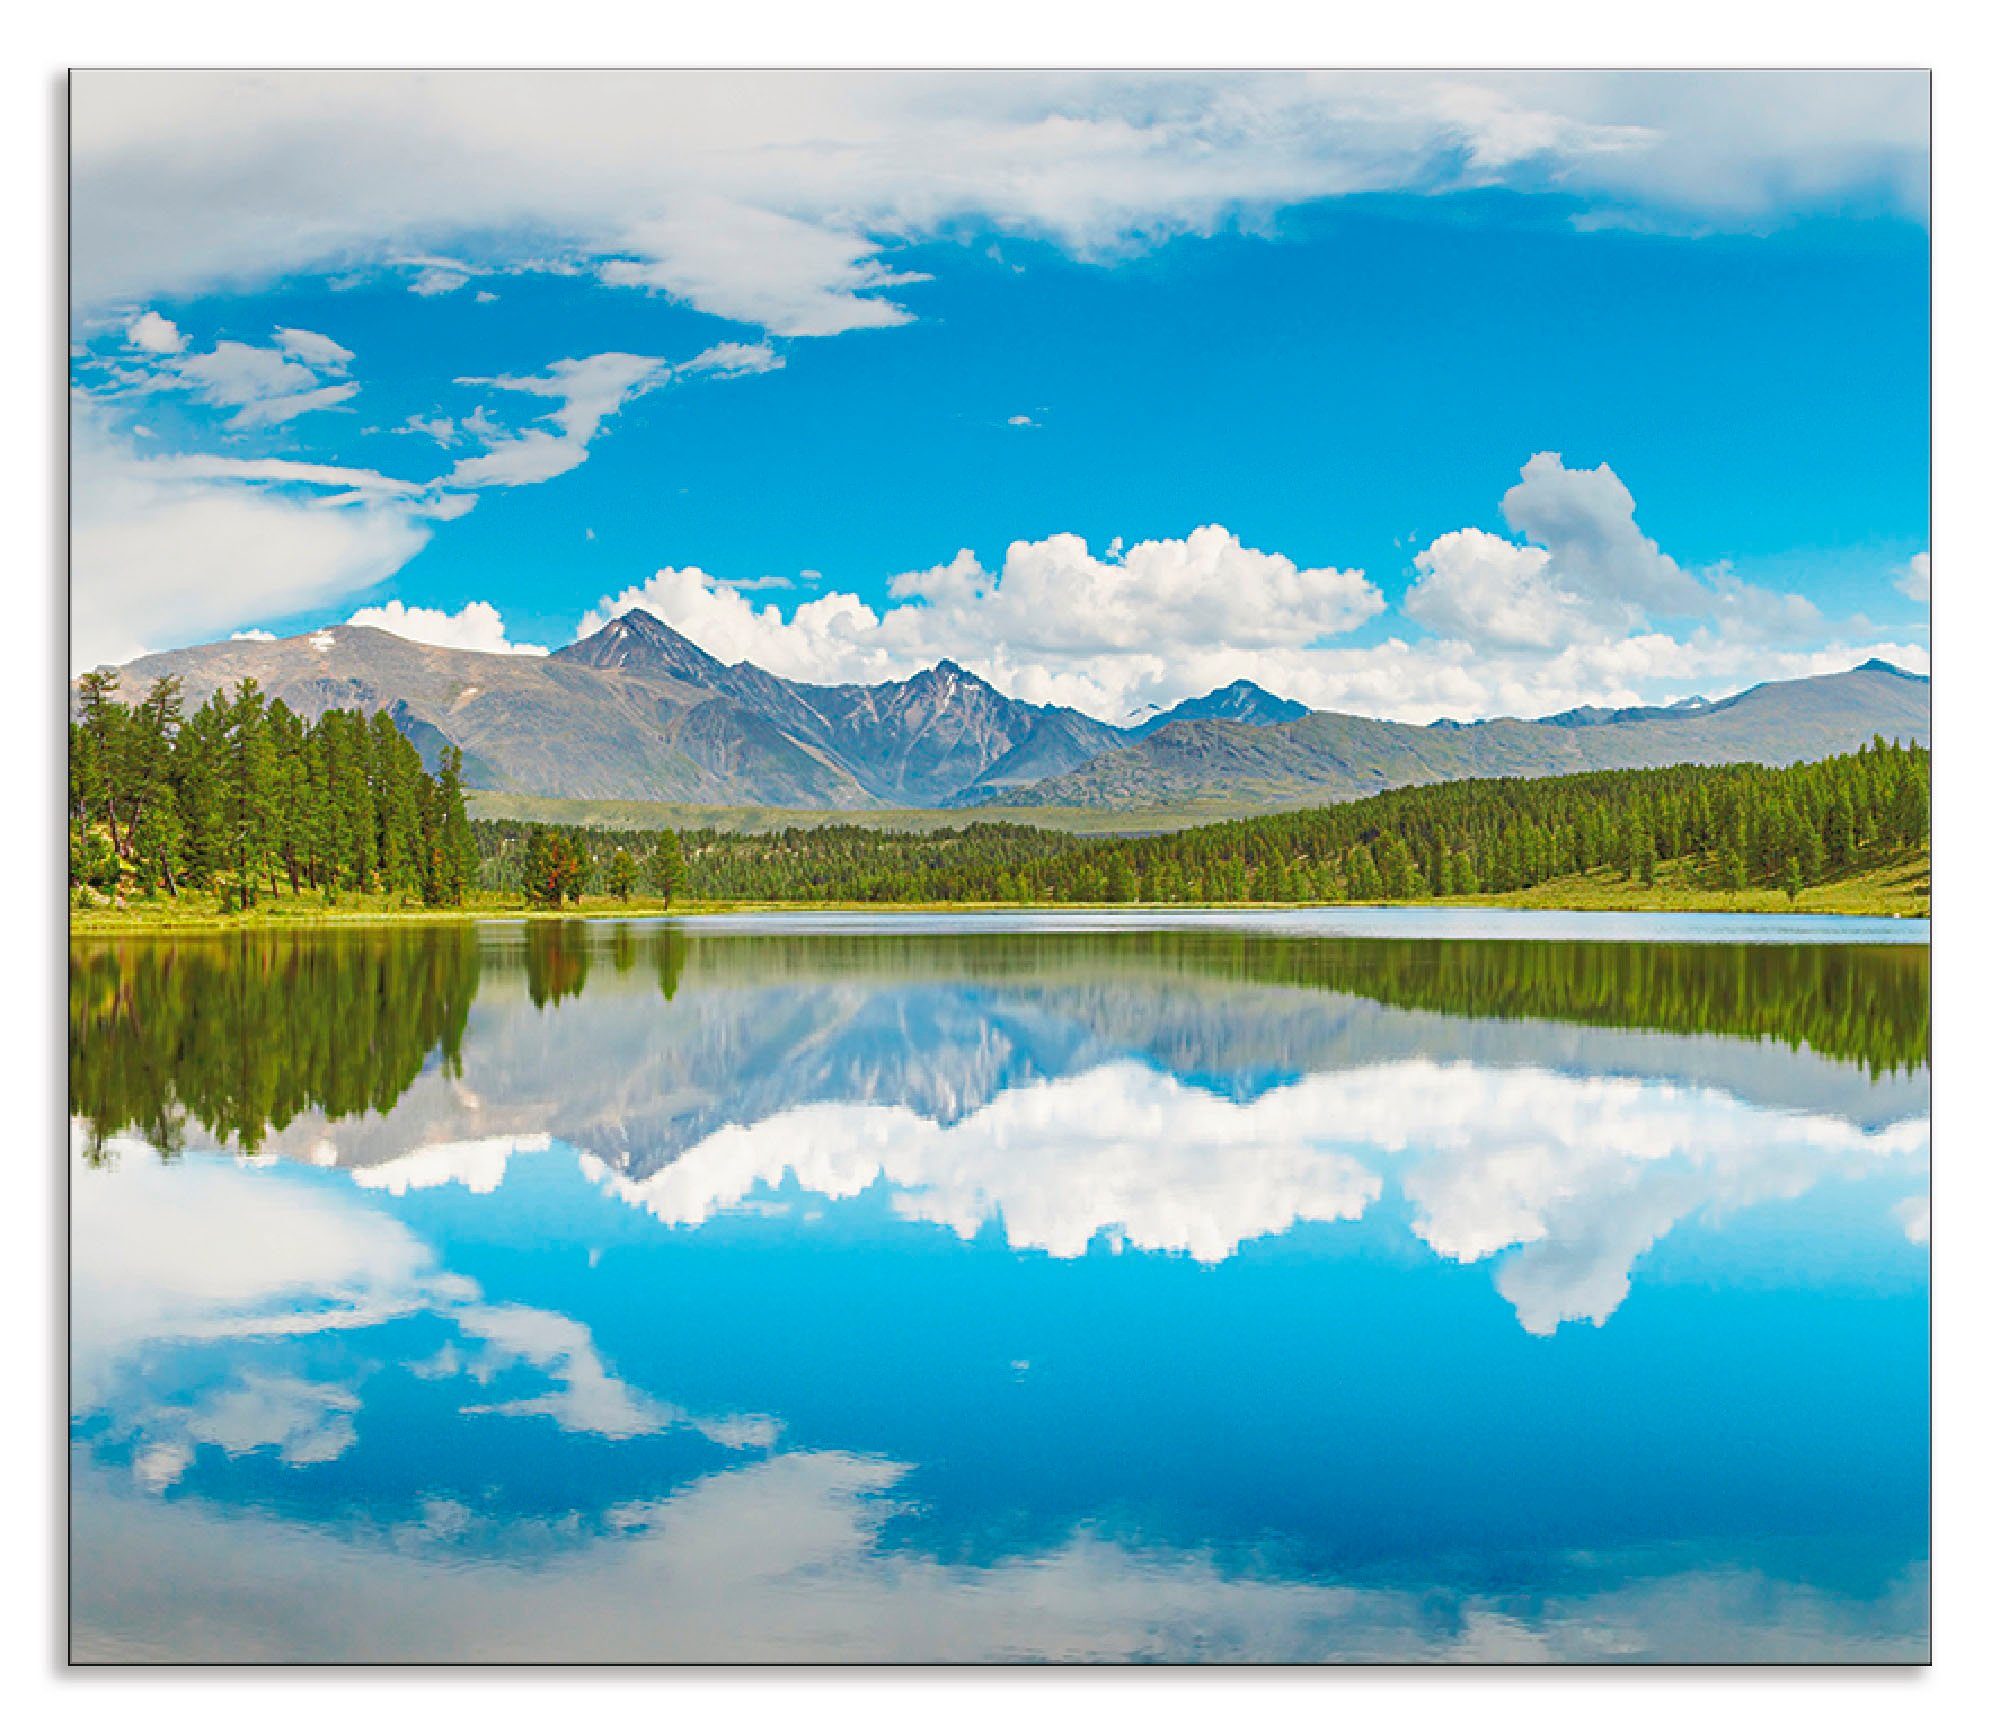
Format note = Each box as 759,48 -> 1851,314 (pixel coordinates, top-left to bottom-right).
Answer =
68,912 -> 1931,1663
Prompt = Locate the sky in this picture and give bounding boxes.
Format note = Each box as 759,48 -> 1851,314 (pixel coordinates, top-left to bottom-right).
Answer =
69,70 -> 1931,724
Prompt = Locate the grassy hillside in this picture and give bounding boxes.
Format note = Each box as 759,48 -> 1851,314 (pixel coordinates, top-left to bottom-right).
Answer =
467,791 -> 1270,836
466,740 -> 1928,916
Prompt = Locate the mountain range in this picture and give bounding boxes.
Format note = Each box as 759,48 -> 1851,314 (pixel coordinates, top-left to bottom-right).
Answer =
91,609 -> 1932,815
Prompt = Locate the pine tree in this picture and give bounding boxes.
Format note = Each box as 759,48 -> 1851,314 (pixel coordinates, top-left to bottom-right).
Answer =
223,680 -> 278,908
436,746 -> 475,905
647,830 -> 686,906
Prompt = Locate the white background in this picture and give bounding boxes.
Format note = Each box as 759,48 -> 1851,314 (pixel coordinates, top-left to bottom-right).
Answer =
5,3 -> 1992,1724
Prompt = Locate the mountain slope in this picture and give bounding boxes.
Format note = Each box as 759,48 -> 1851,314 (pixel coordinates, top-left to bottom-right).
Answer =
554,616 -> 1124,803
91,610 -> 1121,806
95,623 -> 875,804
974,662 -> 1931,811
85,614 -> 1929,815
1130,679 -> 1309,736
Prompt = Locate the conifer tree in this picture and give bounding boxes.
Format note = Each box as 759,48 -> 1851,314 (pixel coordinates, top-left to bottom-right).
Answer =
647,830 -> 686,907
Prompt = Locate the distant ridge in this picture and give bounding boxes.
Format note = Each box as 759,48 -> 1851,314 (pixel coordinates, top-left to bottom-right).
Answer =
972,660 -> 1930,812
1132,679 -> 1309,736
84,616 -> 1929,816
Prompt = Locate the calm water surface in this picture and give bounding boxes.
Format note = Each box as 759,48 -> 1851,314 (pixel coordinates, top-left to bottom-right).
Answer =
68,915 -> 1931,1662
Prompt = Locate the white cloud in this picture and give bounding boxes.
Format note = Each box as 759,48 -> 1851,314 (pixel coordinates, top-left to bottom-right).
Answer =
125,309 -> 183,353
348,1135 -> 551,1195
274,326 -> 354,368
139,452 -> 422,493
677,340 -> 784,379
72,1137 -> 767,1477
72,1443 -> 1928,1661
1401,452 -> 1830,679
585,1062 -> 1381,1263
177,1373 -> 363,1470
450,352 -> 667,488
228,627 -> 276,641
70,408 -> 442,671
601,199 -> 925,337
101,329 -> 361,431
1896,552 -> 1930,602
68,1129 -> 457,1414
577,524 -> 1383,707
1007,413 -> 1038,428
579,1057 -> 1926,1335
226,380 -> 359,430
410,266 -> 470,296
1499,451 -> 1709,619
1892,1194 -> 1930,1245
69,72 -> 1928,334
451,1302 -> 754,1442
570,491 -> 1923,723
174,338 -> 318,406
344,599 -> 550,657
1405,528 -> 1574,650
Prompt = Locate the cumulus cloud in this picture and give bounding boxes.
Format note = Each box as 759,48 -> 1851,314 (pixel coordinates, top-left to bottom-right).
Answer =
348,1136 -> 551,1195
579,1057 -> 1925,1334
125,309 -> 183,353
1405,529 -> 1574,650
1897,552 -> 1930,602
1403,452 -> 1828,669
1499,451 -> 1707,619
585,1063 -> 1382,1263
568,497 -> 1920,724
344,599 -> 550,656
69,72 -> 1927,332
577,525 -> 1383,709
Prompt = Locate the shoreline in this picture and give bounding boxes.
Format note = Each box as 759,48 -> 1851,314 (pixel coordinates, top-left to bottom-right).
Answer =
68,880 -> 1930,938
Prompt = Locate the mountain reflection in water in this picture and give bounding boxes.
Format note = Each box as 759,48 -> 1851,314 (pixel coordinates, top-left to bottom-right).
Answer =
69,918 -> 1930,1662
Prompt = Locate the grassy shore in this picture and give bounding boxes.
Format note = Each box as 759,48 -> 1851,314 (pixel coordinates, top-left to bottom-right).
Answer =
68,850 -> 1929,934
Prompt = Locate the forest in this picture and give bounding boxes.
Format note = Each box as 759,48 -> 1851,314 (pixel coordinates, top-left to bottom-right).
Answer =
470,739 -> 1928,909
68,673 -> 478,908
67,675 -> 1925,917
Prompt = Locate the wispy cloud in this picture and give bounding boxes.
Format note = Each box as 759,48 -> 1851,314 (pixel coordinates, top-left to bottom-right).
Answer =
449,353 -> 668,487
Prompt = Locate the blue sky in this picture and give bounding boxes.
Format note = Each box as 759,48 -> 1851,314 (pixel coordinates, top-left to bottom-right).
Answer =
70,71 -> 1930,722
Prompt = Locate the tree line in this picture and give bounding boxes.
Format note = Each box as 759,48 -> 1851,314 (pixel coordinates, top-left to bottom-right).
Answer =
69,673 -> 477,908
469,738 -> 1928,907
